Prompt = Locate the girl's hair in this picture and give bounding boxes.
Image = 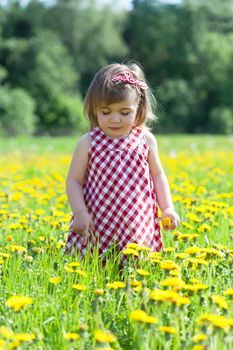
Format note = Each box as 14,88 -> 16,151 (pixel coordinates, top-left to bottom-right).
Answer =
84,62 -> 157,129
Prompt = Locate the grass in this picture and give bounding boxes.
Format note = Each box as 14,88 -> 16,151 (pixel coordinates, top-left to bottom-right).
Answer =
0,134 -> 232,350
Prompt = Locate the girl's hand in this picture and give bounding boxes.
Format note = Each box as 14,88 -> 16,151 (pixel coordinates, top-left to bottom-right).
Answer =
71,209 -> 94,245
162,207 -> 180,231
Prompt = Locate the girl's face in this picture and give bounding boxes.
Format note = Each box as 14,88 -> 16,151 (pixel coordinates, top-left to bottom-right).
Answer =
96,91 -> 139,139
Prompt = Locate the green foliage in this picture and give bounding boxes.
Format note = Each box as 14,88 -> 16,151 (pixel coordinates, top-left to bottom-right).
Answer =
157,79 -> 196,133
209,107 -> 233,135
37,94 -> 88,135
44,0 -> 128,92
1,0 -> 233,134
0,87 -> 36,136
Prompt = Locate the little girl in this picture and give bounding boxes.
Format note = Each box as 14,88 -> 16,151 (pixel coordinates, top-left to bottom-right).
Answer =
65,62 -> 179,257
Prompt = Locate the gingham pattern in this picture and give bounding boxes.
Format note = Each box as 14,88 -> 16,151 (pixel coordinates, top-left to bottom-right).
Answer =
65,127 -> 162,256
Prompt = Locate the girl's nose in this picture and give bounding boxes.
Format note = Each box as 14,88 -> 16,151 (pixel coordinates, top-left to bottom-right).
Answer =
110,113 -> 121,122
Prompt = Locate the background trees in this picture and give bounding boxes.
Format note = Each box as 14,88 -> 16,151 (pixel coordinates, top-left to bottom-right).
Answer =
0,0 -> 233,135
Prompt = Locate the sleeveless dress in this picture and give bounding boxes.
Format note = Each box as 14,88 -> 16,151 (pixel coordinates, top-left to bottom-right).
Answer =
64,127 -> 163,256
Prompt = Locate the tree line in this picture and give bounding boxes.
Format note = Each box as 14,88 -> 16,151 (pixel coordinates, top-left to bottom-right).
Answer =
0,0 -> 233,135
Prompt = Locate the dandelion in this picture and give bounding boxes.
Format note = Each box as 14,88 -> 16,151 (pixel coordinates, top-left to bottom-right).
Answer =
7,340 -> 21,349
185,246 -> 202,255
106,281 -> 126,289
72,284 -> 87,291
177,234 -> 199,241
14,333 -> 36,342
162,217 -> 171,227
182,284 -> 208,293
158,326 -> 177,335
210,295 -> 228,310
136,268 -> 150,276
122,248 -> 139,257
160,277 -> 185,288
129,310 -> 158,324
126,243 -> 150,251
192,345 -> 205,350
192,333 -> 207,342
196,314 -> 233,331
95,330 -> 116,343
49,276 -> 61,284
95,288 -> 104,296
0,326 -> 14,339
64,333 -> 80,340
5,295 -> 33,311
223,289 -> 233,297
160,260 -> 180,271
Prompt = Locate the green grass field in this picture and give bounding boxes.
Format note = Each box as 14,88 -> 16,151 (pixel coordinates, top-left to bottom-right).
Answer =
0,135 -> 232,350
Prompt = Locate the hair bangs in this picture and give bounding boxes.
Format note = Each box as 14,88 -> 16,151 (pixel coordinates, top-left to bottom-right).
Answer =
94,84 -> 133,111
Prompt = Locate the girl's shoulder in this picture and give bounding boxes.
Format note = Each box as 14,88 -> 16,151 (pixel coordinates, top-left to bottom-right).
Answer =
141,129 -> 158,151
75,132 -> 91,153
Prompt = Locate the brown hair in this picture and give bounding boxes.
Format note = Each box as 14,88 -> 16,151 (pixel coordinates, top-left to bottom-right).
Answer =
84,62 -> 157,129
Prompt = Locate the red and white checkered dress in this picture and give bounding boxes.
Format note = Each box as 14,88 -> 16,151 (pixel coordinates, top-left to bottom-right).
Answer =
65,127 -> 163,256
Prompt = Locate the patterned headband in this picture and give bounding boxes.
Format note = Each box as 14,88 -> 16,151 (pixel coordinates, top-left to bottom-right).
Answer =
111,71 -> 148,90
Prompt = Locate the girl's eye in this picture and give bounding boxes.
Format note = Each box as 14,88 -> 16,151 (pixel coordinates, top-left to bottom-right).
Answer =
102,111 -> 110,115
121,111 -> 130,116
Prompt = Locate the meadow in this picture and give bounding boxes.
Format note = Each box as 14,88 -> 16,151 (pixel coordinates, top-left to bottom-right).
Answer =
0,135 -> 233,350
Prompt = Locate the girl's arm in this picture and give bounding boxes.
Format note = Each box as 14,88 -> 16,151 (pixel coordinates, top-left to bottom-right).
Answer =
66,133 -> 93,244
145,131 -> 180,230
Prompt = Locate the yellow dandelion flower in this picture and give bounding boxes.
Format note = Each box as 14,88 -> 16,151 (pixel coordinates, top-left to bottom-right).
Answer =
7,340 -> 21,349
5,295 -> 33,311
95,330 -> 116,343
126,243 -> 150,251
6,235 -> 13,241
160,260 -> 180,271
49,276 -> 61,284
75,269 -> 87,277
0,326 -> 14,339
130,280 -> 142,287
175,253 -> 186,260
196,314 -> 232,331
72,284 -> 87,291
67,262 -> 80,267
177,234 -> 199,241
176,296 -> 190,307
182,284 -> 208,293
150,252 -> 162,259
14,333 -> 36,342
172,231 -> 182,237
95,288 -> 104,296
190,278 -> 201,284
129,310 -> 158,324
210,295 -> 228,310
192,345 -> 205,350
106,281 -> 126,289
64,266 -> 75,273
158,326 -> 177,335
64,333 -> 80,340
122,248 -> 139,256
162,217 -> 171,227
192,333 -> 207,342
185,246 -> 202,255
223,289 -> 233,297
188,258 -> 209,266
165,247 -> 174,253
136,268 -> 150,276
160,277 -> 185,288
185,213 -> 202,223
